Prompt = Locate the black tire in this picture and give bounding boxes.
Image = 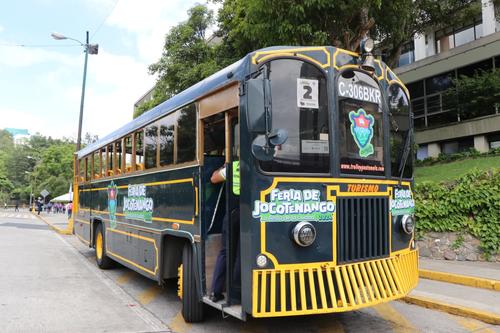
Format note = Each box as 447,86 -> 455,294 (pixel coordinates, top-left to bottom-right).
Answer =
95,223 -> 113,269
181,243 -> 204,322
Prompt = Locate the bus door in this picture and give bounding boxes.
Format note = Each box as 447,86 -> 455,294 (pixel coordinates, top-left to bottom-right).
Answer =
200,108 -> 241,304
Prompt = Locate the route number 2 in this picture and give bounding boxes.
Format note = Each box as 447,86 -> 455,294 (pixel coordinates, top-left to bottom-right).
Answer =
297,78 -> 319,109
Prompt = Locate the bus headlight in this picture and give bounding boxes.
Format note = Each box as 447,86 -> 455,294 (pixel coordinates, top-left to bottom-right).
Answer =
292,222 -> 316,247
256,254 -> 268,268
401,215 -> 415,235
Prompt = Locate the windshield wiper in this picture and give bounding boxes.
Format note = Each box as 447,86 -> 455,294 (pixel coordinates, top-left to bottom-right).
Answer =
398,127 -> 413,186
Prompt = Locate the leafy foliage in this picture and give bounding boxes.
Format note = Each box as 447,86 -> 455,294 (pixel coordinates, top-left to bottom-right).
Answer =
415,169 -> 500,257
454,69 -> 500,119
0,130 -> 75,204
134,5 -> 220,118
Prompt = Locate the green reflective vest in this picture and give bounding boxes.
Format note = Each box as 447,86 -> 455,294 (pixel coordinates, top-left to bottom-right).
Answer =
232,161 -> 240,195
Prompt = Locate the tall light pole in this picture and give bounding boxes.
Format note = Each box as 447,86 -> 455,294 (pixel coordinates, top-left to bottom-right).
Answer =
51,31 -> 98,151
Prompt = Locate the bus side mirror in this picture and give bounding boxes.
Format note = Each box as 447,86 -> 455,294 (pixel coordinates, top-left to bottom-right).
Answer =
246,78 -> 271,133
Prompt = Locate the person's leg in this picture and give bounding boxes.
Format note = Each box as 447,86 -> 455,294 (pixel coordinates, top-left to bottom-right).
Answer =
210,213 -> 228,301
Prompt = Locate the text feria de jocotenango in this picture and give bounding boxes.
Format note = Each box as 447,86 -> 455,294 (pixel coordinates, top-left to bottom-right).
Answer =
72,41 -> 417,322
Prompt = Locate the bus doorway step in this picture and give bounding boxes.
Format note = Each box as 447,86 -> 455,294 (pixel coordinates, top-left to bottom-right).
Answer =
203,296 -> 246,321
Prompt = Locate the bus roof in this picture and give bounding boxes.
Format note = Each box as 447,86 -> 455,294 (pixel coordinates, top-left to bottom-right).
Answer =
76,45 -> 367,159
77,56 -> 248,158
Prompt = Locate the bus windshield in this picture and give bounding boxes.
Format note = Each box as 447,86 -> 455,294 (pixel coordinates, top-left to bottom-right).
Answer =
259,58 -> 330,174
338,70 -> 385,176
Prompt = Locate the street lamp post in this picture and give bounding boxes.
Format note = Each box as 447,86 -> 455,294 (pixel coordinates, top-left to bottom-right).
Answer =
51,31 -> 98,151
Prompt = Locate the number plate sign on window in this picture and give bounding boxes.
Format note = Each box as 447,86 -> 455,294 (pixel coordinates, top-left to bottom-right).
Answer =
297,78 -> 319,109
338,81 -> 381,104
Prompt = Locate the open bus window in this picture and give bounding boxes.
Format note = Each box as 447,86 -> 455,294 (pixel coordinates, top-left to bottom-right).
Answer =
135,131 -> 144,170
176,104 -> 197,163
258,58 -> 329,173
85,157 -> 91,181
107,144 -> 114,176
338,70 -> 384,176
204,113 -> 225,156
115,140 -> 123,174
100,148 -> 106,177
145,125 -> 158,169
93,151 -> 100,179
79,159 -> 85,182
124,136 -> 133,172
159,113 -> 175,166
388,84 -> 412,178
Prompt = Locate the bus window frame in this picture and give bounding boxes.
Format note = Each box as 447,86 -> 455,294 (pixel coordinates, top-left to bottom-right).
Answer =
253,56 -> 332,177
78,104 -> 201,182
336,67 -> 391,179
387,82 -> 413,180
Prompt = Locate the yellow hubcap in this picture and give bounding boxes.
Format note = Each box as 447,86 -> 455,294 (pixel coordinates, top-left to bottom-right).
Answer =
96,232 -> 103,260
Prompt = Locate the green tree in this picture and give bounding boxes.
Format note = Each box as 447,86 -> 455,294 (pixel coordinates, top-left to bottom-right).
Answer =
32,143 -> 75,198
449,69 -> 500,119
134,4 -> 220,118
137,0 -> 499,117
216,0 -> 491,67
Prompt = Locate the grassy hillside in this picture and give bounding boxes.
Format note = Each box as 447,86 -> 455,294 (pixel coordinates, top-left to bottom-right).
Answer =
415,155 -> 500,183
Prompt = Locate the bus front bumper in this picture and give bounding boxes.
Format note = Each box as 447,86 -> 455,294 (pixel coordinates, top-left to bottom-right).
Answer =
252,249 -> 418,317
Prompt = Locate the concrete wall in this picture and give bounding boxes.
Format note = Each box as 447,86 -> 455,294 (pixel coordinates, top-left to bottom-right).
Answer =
415,115 -> 500,145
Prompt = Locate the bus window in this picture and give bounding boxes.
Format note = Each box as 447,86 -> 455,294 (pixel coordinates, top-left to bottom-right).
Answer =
124,136 -> 133,172
145,125 -> 158,169
107,144 -> 114,176
115,140 -> 123,174
159,113 -> 175,166
79,159 -> 85,182
338,70 -> 384,176
176,104 -> 197,163
85,157 -> 91,181
93,151 -> 100,179
101,148 -> 107,177
388,84 -> 412,178
259,59 -> 329,173
203,113 -> 225,156
135,131 -> 144,170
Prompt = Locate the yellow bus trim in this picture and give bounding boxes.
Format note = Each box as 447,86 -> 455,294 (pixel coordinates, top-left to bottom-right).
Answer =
106,227 -> 159,276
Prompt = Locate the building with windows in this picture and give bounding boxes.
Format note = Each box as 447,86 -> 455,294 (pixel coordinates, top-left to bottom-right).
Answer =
394,0 -> 500,159
4,128 -> 30,145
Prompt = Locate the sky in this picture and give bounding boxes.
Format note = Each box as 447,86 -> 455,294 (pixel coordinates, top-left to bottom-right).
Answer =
0,0 -> 217,141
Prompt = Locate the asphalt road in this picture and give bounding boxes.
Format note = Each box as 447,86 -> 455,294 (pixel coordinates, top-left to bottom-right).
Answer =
0,210 -> 499,333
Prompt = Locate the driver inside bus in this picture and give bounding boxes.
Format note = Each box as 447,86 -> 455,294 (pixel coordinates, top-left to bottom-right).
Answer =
209,161 -> 240,303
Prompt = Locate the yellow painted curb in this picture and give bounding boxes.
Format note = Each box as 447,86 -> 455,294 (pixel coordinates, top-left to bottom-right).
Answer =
402,295 -> 500,325
32,212 -> 73,235
420,269 -> 500,291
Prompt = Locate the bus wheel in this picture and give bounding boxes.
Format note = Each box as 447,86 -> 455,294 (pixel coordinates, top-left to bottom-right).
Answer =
181,243 -> 204,322
95,223 -> 112,269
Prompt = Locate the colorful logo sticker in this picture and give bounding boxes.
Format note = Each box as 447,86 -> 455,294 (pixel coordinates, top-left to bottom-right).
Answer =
123,184 -> 154,223
107,181 -> 118,229
349,108 -> 375,157
252,188 -> 335,222
391,188 -> 415,216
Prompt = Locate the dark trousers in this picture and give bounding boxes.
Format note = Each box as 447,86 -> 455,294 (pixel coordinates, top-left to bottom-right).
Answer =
211,209 -> 240,295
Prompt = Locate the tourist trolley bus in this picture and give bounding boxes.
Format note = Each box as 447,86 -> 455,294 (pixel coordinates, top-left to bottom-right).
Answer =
73,42 -> 418,322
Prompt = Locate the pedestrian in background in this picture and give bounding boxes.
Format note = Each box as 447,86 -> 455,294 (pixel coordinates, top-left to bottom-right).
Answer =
67,201 -> 73,219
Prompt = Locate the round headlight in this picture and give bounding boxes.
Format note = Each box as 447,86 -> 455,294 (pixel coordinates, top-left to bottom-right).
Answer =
256,254 -> 268,268
292,222 -> 316,247
401,215 -> 415,234
362,38 -> 374,53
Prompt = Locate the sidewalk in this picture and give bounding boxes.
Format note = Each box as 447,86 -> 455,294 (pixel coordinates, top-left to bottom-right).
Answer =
33,211 -> 72,234
403,257 -> 500,325
420,257 -> 500,281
